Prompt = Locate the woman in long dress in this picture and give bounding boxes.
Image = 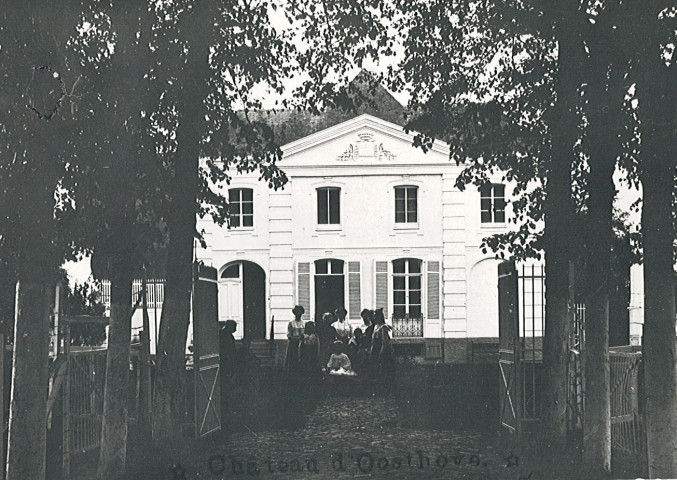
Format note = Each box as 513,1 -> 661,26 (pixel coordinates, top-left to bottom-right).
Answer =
284,305 -> 305,386
298,321 -> 321,384
370,308 -> 394,382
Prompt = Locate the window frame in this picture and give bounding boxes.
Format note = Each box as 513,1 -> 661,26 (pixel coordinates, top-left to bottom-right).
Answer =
391,258 -> 423,318
394,185 -> 419,227
228,187 -> 255,229
479,183 -> 506,225
316,186 -> 342,230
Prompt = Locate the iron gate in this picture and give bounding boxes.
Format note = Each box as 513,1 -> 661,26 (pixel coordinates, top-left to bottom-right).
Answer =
609,349 -> 646,474
498,261 -> 547,434
498,261 -> 520,434
192,263 -> 221,438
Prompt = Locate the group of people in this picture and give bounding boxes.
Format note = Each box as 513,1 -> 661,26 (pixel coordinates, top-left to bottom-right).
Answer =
284,305 -> 394,386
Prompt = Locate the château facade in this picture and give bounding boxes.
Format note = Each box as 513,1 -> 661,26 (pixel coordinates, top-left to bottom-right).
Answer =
194,112 -> 521,362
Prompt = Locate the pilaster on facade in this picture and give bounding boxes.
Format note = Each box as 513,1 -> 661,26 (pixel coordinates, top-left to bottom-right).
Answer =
268,188 -> 294,337
442,174 -> 467,339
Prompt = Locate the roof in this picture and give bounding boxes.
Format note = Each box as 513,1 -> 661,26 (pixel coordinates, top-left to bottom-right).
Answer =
247,71 -> 407,146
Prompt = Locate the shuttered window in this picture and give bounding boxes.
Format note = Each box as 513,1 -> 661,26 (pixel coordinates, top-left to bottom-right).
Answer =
348,262 -> 361,319
297,262 -> 310,321
427,261 -> 440,320
392,258 -> 422,318
375,261 -> 388,318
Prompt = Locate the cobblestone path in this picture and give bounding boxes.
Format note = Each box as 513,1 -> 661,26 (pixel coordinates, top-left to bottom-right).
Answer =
170,394 -> 533,480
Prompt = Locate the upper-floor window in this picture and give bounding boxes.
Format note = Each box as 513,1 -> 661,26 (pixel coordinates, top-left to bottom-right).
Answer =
229,188 -> 253,228
480,184 -> 506,223
392,258 -> 422,318
317,187 -> 340,225
395,186 -> 418,224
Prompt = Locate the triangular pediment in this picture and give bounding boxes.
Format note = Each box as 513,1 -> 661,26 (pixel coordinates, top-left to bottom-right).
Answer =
280,114 -> 451,168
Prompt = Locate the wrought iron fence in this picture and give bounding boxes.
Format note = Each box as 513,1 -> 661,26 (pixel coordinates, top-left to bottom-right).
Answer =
391,314 -> 424,337
610,350 -> 646,474
67,350 -> 107,453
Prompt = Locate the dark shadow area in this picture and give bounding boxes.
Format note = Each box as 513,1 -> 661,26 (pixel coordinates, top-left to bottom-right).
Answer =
395,363 -> 499,432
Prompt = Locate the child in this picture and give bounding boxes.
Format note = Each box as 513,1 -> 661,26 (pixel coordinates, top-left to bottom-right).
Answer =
327,340 -> 355,375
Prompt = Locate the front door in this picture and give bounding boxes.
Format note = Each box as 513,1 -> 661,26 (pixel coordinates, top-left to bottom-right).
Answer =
219,263 -> 243,328
219,261 -> 266,340
314,259 -> 345,320
242,261 -> 266,339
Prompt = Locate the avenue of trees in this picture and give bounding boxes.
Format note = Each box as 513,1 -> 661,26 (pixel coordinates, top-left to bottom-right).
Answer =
0,1 -> 674,479
389,1 -> 675,476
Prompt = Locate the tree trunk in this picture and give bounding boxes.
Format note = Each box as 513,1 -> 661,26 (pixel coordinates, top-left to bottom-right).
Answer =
541,13 -> 581,447
152,2 -> 214,440
640,55 -> 677,479
97,259 -> 133,480
581,87 -> 618,477
6,277 -> 52,480
642,152 -> 677,477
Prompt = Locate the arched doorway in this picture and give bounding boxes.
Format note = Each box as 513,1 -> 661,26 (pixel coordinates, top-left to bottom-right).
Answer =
467,258 -> 500,338
314,259 -> 345,321
219,261 -> 266,339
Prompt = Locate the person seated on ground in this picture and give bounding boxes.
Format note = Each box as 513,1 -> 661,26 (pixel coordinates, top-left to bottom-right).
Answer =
327,340 -> 356,375
332,307 -> 352,344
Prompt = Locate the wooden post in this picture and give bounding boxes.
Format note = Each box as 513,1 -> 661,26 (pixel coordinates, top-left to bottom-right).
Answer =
62,324 -> 71,479
139,277 -> 152,428
0,333 -> 4,480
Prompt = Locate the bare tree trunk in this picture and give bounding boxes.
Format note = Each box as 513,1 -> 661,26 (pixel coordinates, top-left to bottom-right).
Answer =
581,87 -> 618,477
642,153 -> 677,478
6,277 -> 51,480
640,57 -> 677,478
541,10 -> 582,446
152,1 -> 214,440
97,259 -> 133,480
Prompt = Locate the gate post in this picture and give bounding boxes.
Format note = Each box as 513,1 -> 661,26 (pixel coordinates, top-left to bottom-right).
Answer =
61,323 -> 71,479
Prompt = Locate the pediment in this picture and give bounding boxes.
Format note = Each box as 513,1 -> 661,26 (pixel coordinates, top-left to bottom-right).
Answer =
280,114 -> 451,169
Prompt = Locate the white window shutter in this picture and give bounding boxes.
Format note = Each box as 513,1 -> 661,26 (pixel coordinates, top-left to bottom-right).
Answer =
427,260 -> 440,320
348,261 -> 361,319
297,262 -> 310,321
375,261 -> 388,319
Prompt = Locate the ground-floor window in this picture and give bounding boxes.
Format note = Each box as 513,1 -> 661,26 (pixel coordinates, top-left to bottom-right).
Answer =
392,258 -> 422,318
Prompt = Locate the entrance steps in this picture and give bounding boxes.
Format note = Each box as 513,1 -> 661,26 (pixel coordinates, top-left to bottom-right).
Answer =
247,339 -> 276,367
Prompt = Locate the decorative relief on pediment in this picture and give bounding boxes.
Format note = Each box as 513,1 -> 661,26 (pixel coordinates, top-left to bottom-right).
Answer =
337,132 -> 396,162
